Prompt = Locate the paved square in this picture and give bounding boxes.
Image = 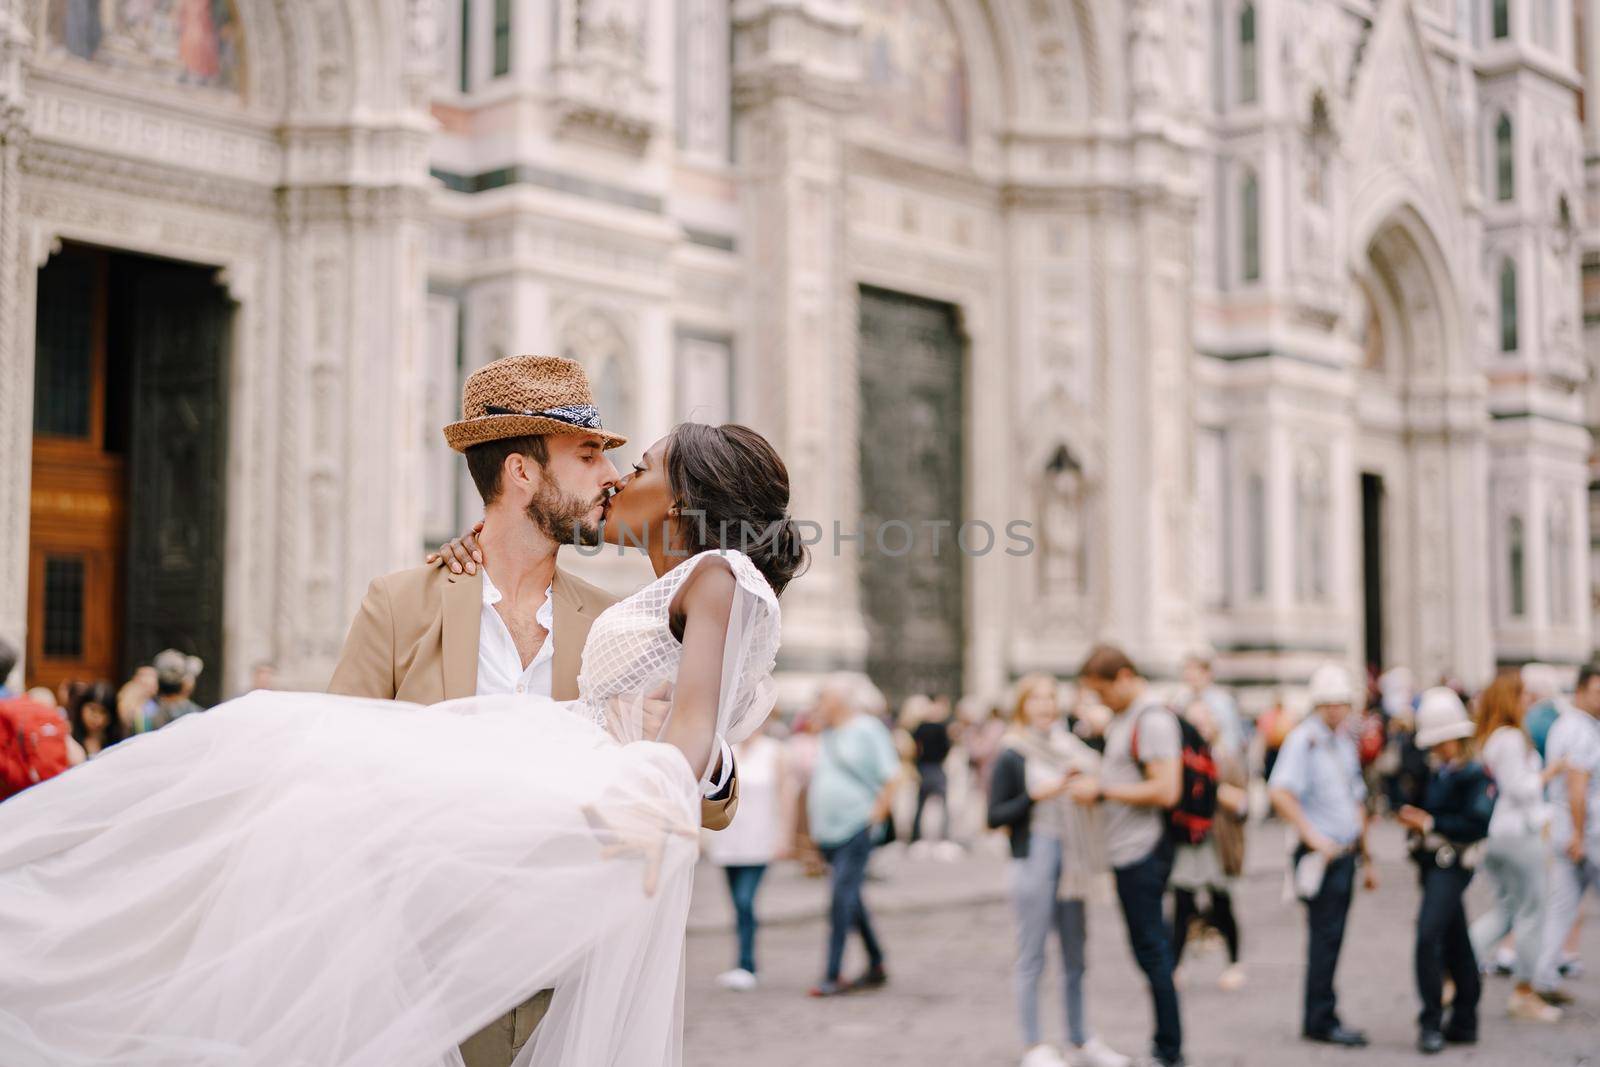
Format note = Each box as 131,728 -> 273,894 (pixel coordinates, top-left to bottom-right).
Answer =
684,825 -> 1597,1066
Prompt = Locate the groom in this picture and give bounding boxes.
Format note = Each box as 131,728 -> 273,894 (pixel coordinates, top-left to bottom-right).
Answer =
330,354 -> 738,1067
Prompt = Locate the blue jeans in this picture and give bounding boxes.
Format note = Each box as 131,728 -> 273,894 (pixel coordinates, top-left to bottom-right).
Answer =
820,827 -> 883,982
723,865 -> 767,973
1113,841 -> 1182,1066
1010,836 -> 1089,1048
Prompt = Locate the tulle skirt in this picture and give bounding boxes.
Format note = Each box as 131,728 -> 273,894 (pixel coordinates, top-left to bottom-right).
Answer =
0,691 -> 702,1067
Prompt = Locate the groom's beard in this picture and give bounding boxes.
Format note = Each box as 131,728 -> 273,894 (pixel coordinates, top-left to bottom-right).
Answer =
527,481 -> 604,547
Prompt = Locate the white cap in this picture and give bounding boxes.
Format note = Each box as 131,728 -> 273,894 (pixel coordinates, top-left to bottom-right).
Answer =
1414,687 -> 1473,749
1307,663 -> 1356,708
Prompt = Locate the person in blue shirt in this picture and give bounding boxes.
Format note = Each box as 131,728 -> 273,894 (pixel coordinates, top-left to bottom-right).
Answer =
1397,688 -> 1495,1055
806,676 -> 900,998
1269,664 -> 1375,1049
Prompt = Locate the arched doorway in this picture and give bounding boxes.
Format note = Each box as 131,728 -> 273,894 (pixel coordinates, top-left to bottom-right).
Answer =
1351,211 -> 1490,683
27,244 -> 233,702
1,0 -> 432,697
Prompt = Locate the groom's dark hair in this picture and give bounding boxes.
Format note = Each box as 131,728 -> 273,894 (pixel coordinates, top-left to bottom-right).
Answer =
466,435 -> 550,504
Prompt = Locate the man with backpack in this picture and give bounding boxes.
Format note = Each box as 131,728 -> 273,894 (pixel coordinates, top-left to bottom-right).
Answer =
1268,663 -> 1376,1049
1069,645 -> 1186,1067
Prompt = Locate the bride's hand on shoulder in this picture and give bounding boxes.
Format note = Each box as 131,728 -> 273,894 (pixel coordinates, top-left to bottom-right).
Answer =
425,521 -> 485,575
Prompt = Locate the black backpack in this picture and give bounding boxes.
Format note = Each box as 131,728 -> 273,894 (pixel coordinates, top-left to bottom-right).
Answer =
1131,707 -> 1219,846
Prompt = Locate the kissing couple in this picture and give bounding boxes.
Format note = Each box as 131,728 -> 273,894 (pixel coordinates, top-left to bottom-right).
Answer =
0,355 -> 808,1067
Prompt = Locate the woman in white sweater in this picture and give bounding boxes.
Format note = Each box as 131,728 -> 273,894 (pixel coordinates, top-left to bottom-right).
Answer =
1467,672 -> 1568,1021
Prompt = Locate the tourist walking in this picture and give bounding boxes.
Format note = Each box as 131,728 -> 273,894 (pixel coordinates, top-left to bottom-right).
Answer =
807,676 -> 899,997
910,695 -> 954,846
1182,654 -> 1244,757
1067,646 -> 1185,1067
134,650 -> 205,734
1397,688 -> 1493,1054
1533,663 -> 1600,1004
988,674 -> 1128,1067
705,722 -> 787,991
1171,700 -> 1248,992
1268,663 -> 1374,1049
1467,671 -> 1563,1022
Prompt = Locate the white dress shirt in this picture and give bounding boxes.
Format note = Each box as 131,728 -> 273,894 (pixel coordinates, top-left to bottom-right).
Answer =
477,567 -> 733,798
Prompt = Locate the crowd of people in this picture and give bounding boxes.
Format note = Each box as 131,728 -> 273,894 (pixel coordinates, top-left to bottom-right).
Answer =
6,628 -> 1597,1067
699,649 -> 1598,1067
0,638 -> 278,796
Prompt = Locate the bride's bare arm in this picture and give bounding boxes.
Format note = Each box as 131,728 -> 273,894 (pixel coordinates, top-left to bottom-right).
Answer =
661,560 -> 736,780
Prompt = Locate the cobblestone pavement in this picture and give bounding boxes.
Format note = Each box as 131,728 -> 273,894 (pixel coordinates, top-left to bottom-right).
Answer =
683,824 -> 1599,1066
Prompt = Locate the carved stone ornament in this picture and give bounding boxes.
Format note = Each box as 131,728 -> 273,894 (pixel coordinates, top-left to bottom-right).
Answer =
552,0 -> 657,153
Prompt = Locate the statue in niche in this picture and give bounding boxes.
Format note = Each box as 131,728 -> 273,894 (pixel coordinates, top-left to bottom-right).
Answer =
1127,0 -> 1171,109
1039,444 -> 1088,602
1544,194 -> 1575,354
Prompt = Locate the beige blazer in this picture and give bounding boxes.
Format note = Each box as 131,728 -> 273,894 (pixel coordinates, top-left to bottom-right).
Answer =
328,562 -> 737,830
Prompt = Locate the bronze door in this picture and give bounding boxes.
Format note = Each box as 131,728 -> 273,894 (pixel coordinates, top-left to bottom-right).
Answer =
122,260 -> 232,707
857,285 -> 966,709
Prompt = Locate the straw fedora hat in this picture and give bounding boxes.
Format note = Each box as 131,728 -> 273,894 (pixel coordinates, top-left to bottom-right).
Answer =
443,355 -> 627,453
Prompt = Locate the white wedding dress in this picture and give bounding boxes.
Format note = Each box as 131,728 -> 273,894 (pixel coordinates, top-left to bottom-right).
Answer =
0,549 -> 781,1067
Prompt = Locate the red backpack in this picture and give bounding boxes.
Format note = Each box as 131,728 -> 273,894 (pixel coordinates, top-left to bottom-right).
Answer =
0,696 -> 74,800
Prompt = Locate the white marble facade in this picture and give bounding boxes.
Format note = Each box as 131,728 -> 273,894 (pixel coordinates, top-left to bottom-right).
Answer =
1,0 -> 1598,702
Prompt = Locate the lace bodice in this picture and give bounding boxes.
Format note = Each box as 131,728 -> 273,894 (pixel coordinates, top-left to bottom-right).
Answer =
576,550 -> 782,746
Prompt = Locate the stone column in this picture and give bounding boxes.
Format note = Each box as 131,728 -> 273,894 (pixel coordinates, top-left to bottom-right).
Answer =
732,0 -> 868,689
0,0 -> 29,667
278,122 -> 434,688
1094,187 -> 1203,676
1094,2 -> 1206,676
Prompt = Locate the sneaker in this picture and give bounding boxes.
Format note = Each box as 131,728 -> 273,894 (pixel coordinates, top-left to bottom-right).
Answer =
1070,1037 -> 1131,1067
1509,987 -> 1562,1022
807,980 -> 847,998
1537,987 -> 1575,1007
1557,955 -> 1584,979
715,968 -> 757,992
848,963 -> 888,991
1020,1046 -> 1066,1067
1218,964 -> 1246,992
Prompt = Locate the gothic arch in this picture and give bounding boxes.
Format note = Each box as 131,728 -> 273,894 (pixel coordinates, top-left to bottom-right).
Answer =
235,0 -> 411,118
976,0 -> 1107,126
1350,202 -> 1468,385
860,0 -> 1105,159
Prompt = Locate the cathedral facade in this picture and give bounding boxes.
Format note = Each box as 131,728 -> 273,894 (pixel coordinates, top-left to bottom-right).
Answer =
0,0 -> 1595,706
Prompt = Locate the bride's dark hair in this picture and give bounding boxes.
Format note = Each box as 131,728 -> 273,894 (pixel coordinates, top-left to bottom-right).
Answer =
665,422 -> 809,596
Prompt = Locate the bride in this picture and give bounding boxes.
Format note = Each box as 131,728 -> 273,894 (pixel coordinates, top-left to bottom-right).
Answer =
0,423 -> 806,1067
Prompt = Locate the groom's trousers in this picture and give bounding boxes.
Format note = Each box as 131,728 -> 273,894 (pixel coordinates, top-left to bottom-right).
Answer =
460,989 -> 553,1067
